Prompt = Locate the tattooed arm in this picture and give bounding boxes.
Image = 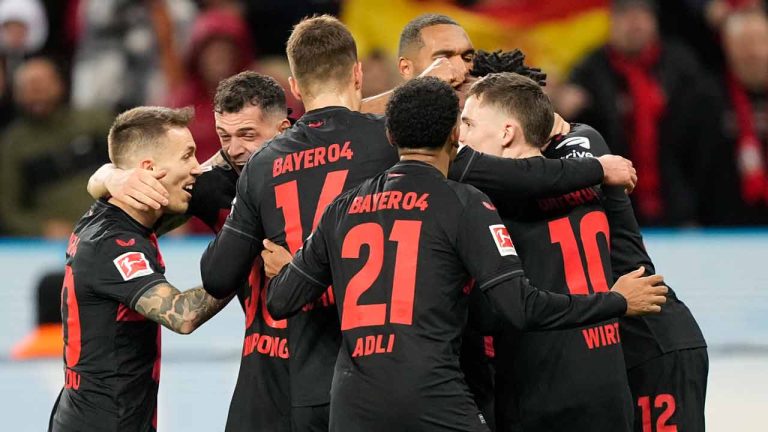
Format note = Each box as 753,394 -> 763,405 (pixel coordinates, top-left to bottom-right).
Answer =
134,284 -> 234,334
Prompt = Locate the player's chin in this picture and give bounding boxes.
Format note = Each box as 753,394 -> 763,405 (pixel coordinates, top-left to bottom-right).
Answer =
166,199 -> 190,215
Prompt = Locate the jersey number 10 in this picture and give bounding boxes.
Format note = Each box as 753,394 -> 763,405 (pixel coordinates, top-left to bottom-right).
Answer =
549,210 -> 611,295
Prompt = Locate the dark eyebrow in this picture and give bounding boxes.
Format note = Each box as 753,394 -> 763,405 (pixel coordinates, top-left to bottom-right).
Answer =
433,48 -> 475,58
235,127 -> 256,134
432,49 -> 457,58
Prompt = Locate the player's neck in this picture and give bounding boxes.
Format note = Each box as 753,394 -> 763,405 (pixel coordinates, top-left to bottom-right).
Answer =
502,140 -> 541,159
108,197 -> 162,229
303,89 -> 361,113
399,150 -> 450,177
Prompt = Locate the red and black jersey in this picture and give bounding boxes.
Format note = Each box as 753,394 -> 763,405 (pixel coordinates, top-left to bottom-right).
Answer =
201,107 -> 616,412
266,161 -> 630,432
49,199 -> 167,432
548,124 -> 706,368
176,160 -> 291,432
477,133 -> 632,431
203,106 -> 399,408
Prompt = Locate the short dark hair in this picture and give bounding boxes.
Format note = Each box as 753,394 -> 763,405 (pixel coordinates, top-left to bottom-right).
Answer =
468,72 -> 553,147
108,106 -> 194,167
214,71 -> 286,117
398,14 -> 460,57
470,49 -> 547,86
286,15 -> 357,95
386,77 -> 458,150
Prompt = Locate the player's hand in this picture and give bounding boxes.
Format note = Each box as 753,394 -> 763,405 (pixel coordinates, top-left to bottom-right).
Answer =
106,168 -> 169,211
597,155 -> 637,193
610,267 -> 668,316
420,57 -> 465,88
261,239 -> 293,278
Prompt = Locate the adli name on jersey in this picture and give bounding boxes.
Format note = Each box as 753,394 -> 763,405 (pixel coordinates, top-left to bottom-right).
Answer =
556,136 -> 594,159
489,224 -> 517,256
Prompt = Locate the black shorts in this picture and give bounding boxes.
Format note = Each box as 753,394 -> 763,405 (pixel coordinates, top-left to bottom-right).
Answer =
292,403 -> 330,432
627,347 -> 708,432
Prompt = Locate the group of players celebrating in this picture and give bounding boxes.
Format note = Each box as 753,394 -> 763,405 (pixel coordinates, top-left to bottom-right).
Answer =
48,12 -> 708,432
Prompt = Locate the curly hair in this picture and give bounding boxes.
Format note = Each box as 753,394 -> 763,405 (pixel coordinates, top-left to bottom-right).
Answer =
470,49 -> 547,86
386,77 -> 459,150
214,71 -> 286,117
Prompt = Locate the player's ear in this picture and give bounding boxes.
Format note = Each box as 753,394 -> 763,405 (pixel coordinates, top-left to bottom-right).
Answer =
139,158 -> 155,171
288,77 -> 302,102
385,128 -> 395,147
398,57 -> 414,80
353,61 -> 363,91
277,118 -> 291,133
501,123 -> 516,148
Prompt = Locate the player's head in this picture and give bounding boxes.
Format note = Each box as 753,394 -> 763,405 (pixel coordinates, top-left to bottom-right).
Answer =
286,15 -> 361,104
386,77 -> 459,158
398,14 -> 474,82
108,106 -> 201,214
214,71 -> 291,166
470,49 -> 547,86
460,72 -> 553,158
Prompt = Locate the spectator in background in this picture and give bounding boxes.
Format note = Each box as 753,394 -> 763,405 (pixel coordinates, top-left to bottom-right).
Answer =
168,8 -> 254,161
0,0 -> 48,130
705,8 -> 768,224
558,0 -> 721,226
0,57 -> 112,237
70,0 -> 197,112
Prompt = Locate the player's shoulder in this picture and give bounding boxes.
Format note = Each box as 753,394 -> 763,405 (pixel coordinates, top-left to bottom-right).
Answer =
72,208 -> 153,263
444,177 -> 493,209
546,123 -> 611,159
347,110 -> 386,126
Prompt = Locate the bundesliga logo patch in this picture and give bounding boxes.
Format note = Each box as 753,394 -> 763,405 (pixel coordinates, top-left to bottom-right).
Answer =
489,224 -> 517,256
113,252 -> 154,281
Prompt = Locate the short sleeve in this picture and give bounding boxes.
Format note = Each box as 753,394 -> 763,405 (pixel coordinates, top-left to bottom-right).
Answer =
454,187 -> 524,291
90,233 -> 168,309
222,160 -> 266,243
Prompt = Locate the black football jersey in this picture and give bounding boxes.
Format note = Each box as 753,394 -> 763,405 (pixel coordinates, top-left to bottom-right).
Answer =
214,106 -> 399,407
548,124 -> 706,369
49,200 -> 167,432
481,134 -> 632,431
181,160 -> 291,431
187,164 -> 238,232
202,108 -> 617,411
266,161 -> 630,432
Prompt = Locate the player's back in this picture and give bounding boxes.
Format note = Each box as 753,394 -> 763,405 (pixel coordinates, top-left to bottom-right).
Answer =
51,200 -> 164,432
490,157 -> 632,430
240,106 -> 398,407
318,160 -> 490,432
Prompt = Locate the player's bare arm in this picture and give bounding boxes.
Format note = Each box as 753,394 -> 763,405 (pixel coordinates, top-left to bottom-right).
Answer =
87,163 -> 169,211
362,58 -> 465,115
135,283 -> 234,334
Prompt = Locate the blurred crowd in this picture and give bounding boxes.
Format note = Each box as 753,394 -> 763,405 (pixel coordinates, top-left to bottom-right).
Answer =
0,0 -> 766,239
